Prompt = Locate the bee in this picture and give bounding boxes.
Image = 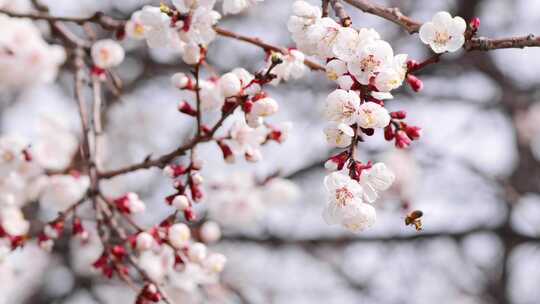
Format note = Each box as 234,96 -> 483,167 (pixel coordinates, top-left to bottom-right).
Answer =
404,210 -> 423,231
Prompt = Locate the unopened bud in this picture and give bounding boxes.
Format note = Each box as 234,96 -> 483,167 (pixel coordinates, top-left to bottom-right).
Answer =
390,111 -> 407,119
178,101 -> 197,116
406,74 -> 423,92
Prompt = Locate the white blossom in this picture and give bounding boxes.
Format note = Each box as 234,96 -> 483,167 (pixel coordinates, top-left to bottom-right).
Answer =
419,11 -> 466,53
339,202 -> 376,232
251,97 -> 279,117
139,6 -> 177,48
178,7 -> 221,46
125,10 -> 146,40
172,0 -> 216,14
0,135 -> 29,175
269,49 -> 307,84
220,72 -> 242,97
188,242 -> 207,263
306,17 -> 340,58
171,72 -> 191,89
324,122 -> 354,148
168,223 -> 191,248
324,89 -> 360,125
373,54 -> 408,92
229,120 -> 265,160
200,221 -> 221,243
322,171 -> 377,232
322,172 -> 363,223
333,27 -> 379,62
0,205 -> 29,236
287,1 -> 321,55
136,232 -> 155,251
126,192 -> 146,213
91,39 -> 125,69
172,195 -> 190,211
0,14 -> 66,89
357,102 -> 390,129
359,162 -> 395,203
325,59 -> 347,81
203,252 -> 226,273
223,0 -> 262,15
199,79 -> 225,111
337,75 -> 355,90
347,40 -> 393,85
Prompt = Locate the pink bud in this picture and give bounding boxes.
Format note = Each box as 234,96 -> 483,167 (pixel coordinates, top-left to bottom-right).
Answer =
395,130 -> 412,149
469,17 -> 480,30
217,141 -> 235,163
390,111 -> 407,119
406,74 -> 423,92
405,125 -> 422,140
178,101 -> 197,116
324,151 -> 349,171
163,164 -> 187,178
384,125 -> 395,141
184,208 -> 196,221
242,99 -> 253,113
72,217 -> 85,236
111,245 -> 125,259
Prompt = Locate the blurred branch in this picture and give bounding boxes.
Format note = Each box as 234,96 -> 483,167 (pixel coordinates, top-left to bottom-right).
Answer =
98,101 -> 240,178
0,9 -> 123,30
213,27 -> 325,71
222,225 -> 539,247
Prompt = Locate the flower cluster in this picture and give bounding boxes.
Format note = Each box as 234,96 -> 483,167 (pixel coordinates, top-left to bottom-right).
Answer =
287,1 -> 432,232
125,0 -> 263,65
172,66 -> 291,164
0,13 -> 65,89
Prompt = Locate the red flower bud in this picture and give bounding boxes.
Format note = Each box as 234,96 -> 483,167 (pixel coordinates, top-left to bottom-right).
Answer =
406,74 -> 423,92
111,245 -> 126,259
384,125 -> 395,141
242,99 -> 253,113
184,208 -> 196,221
91,65 -> 105,76
324,151 -> 350,171
178,101 -> 197,116
405,125 -> 422,140
390,111 -> 407,119
217,141 -> 234,163
395,130 -> 412,149
469,17 -> 480,30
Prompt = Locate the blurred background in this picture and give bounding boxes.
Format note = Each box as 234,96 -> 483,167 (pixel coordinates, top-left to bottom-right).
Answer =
2,0 -> 540,303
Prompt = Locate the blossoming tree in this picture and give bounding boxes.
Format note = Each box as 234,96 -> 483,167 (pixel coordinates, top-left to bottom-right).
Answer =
0,0 -> 539,303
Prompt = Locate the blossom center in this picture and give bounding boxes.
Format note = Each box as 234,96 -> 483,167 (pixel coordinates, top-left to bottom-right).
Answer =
335,186 -> 354,206
434,31 -> 451,45
359,55 -> 380,73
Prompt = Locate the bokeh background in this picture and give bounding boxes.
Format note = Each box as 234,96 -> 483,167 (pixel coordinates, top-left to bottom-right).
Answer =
2,0 -> 540,303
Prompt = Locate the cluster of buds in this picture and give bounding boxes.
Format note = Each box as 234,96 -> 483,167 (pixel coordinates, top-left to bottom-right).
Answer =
92,245 -> 129,279
38,220 -> 64,251
136,284 -> 162,304
113,192 -> 146,214
384,111 -> 422,149
164,161 -> 203,221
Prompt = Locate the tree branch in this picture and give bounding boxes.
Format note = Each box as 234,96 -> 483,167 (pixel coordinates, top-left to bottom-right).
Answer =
213,27 -> 325,71
342,0 -> 540,51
